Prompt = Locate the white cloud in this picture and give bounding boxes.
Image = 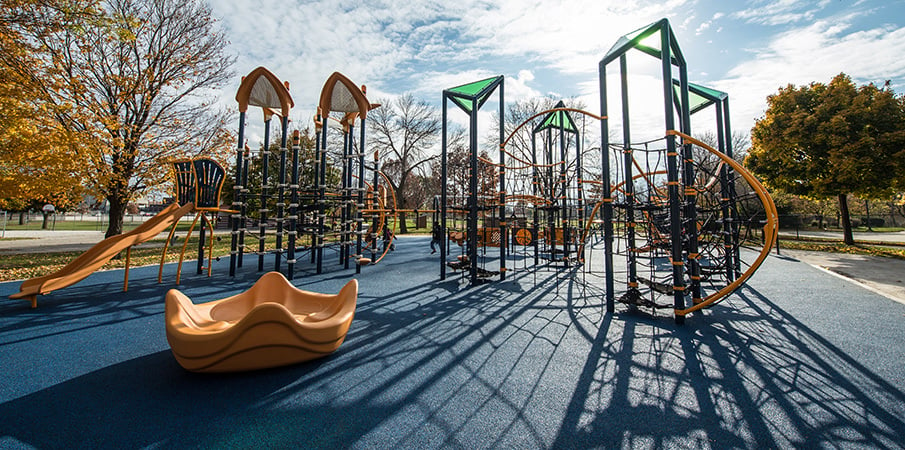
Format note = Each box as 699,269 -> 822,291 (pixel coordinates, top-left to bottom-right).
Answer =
716,16 -> 905,135
732,0 -> 827,26
208,0 -> 905,155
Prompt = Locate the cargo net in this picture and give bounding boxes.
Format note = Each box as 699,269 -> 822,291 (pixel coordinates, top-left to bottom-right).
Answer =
605,138 -> 771,311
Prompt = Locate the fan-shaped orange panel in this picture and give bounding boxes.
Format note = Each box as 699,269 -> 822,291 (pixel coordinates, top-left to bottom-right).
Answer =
165,272 -> 357,372
318,72 -> 371,119
235,66 -> 294,117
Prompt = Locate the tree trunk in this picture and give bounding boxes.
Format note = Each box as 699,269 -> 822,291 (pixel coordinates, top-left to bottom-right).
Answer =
396,177 -> 408,234
41,212 -> 51,229
839,193 -> 854,245
18,212 -> 25,225
106,196 -> 127,238
864,199 -> 872,231
398,210 -> 408,234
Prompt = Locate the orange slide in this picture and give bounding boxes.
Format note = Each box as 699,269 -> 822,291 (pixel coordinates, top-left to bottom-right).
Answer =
9,202 -> 195,308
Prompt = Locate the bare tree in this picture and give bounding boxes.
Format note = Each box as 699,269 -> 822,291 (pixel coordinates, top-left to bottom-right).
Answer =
369,93 -> 441,233
17,0 -> 235,237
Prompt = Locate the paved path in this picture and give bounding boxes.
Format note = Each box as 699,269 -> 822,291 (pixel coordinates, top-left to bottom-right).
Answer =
779,249 -> 905,305
0,230 -> 170,254
779,229 -> 905,243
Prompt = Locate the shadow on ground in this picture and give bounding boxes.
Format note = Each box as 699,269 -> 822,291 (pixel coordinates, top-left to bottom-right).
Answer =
1,238 -> 904,448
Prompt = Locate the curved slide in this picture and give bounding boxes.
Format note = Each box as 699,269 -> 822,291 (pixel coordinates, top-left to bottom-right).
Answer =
9,202 -> 195,308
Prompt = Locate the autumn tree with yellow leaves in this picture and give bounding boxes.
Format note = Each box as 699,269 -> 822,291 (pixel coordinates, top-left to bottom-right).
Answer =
1,0 -> 235,237
0,1 -> 93,218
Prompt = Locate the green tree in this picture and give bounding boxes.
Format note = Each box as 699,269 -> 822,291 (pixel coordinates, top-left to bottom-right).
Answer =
746,73 -> 905,244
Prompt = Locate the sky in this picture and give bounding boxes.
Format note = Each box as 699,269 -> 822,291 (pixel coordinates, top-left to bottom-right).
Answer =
208,0 -> 905,149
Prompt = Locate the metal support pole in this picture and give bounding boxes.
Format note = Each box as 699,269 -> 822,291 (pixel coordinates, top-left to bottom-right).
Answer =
678,58 -> 701,307
440,96 -> 448,280
258,117 -> 272,272
229,111 -> 246,277
660,28 -> 686,324
274,115 -> 288,273
724,99 -> 741,279
532,134 -> 539,267
238,146 -> 249,268
288,130 -> 300,279
620,54 -> 638,288
498,79 -> 506,280
356,119 -> 366,274
317,114 -> 328,274
341,127 -> 350,267
599,61 -> 615,314
468,107 -> 479,284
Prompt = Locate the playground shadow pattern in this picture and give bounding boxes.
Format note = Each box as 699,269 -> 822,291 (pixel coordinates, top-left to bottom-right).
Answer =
1,236 -> 904,448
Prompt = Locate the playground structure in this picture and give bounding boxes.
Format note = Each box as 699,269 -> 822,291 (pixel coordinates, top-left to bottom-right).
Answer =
595,19 -> 777,323
228,68 -> 394,280
7,19 -> 776,325
440,91 -> 604,285
158,157 -> 233,285
438,18 -> 777,323
440,75 -> 506,283
8,156 -> 236,308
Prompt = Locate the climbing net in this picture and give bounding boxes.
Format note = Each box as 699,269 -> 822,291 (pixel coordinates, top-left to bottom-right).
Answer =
590,131 -> 777,316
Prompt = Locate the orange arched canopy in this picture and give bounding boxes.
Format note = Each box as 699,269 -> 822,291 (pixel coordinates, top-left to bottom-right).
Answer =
235,67 -> 294,117
318,72 -> 371,120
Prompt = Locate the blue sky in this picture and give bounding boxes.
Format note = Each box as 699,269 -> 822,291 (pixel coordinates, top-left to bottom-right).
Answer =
209,0 -> 905,147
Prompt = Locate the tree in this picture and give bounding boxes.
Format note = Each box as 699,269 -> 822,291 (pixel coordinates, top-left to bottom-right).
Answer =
746,73 -> 905,244
369,93 -> 441,234
8,0 -> 235,238
0,77 -> 86,216
0,0 -> 98,217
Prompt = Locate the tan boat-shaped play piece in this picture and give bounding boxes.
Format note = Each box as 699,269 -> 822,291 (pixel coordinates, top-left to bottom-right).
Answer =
165,272 -> 357,373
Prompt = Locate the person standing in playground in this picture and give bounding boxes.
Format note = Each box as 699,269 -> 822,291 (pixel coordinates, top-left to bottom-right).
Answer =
382,226 -> 395,251
430,223 -> 442,254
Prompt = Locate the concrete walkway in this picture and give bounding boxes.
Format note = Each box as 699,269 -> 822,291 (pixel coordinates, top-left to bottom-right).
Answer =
779,229 -> 905,243
0,230 -> 170,255
780,249 -> 905,305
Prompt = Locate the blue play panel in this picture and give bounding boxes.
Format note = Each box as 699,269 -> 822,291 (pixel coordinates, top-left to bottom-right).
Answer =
1,236 -> 904,448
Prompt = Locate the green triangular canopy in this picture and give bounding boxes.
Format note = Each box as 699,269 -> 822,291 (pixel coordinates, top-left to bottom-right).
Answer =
446,76 -> 502,113
673,80 -> 727,115
601,18 -> 683,66
534,101 -> 578,134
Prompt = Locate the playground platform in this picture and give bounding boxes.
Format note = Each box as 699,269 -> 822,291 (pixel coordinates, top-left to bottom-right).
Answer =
1,236 -> 904,447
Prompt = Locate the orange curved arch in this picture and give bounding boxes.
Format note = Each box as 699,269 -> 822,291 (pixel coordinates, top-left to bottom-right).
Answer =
318,72 -> 371,120
498,107 -> 606,168
579,130 -> 777,316
235,67 -> 294,117
666,130 -> 777,316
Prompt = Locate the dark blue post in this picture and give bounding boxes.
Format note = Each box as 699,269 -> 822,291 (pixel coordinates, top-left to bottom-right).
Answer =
599,61 -> 615,314
258,117 -> 272,272
274,115 -> 288,273
229,111 -> 246,277
440,96 -> 448,280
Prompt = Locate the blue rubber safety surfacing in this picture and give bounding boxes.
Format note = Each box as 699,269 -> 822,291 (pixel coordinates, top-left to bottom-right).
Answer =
1,236 -> 904,448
